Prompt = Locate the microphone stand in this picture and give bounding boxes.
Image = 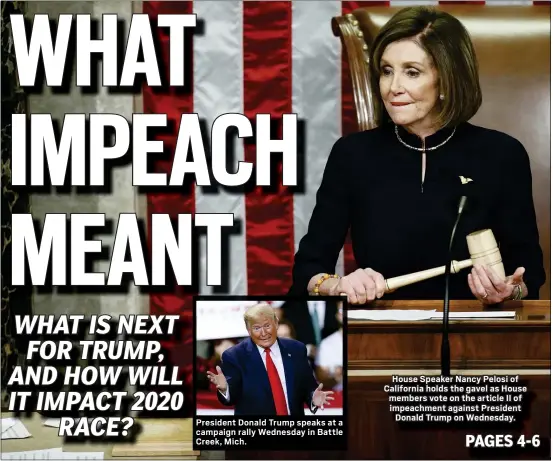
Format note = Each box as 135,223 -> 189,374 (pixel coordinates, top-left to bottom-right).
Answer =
441,196 -> 467,376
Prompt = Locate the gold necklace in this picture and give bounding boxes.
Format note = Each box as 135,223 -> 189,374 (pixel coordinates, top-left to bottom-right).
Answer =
395,125 -> 456,152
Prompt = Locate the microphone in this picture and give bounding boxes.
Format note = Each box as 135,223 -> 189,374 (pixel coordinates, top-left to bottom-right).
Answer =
441,192 -> 469,377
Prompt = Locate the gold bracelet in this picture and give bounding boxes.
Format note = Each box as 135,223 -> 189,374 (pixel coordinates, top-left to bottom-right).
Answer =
312,273 -> 340,295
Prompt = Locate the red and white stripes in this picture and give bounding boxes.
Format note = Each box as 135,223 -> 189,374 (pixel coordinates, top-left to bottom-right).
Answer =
143,0 -> 545,317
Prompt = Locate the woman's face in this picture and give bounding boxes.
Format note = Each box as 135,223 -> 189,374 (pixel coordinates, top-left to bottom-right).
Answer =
379,39 -> 440,134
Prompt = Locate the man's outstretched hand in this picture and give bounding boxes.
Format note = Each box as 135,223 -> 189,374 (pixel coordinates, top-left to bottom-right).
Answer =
312,383 -> 334,409
207,365 -> 228,393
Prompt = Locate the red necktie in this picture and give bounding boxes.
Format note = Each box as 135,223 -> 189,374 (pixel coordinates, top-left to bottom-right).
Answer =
264,348 -> 288,415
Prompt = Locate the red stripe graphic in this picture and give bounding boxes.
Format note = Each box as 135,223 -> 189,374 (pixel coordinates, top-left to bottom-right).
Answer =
143,1 -> 196,405
243,1 -> 295,296
341,2 -> 388,275
144,0 -> 196,318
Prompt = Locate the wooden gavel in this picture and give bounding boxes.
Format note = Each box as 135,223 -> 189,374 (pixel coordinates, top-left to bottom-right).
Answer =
339,229 -> 504,296
384,229 -> 505,292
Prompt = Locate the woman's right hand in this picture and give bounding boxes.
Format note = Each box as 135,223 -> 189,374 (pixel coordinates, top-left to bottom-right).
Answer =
323,268 -> 387,304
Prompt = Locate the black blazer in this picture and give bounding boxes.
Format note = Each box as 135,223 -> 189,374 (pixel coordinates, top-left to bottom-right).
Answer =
290,122 -> 545,300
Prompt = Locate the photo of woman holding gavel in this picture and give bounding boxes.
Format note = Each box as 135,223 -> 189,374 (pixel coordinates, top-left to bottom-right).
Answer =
290,6 -> 546,305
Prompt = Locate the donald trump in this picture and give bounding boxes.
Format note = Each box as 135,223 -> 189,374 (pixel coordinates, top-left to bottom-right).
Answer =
206,303 -> 334,415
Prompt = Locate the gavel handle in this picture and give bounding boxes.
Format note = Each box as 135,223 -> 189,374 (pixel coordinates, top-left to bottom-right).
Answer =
337,259 -> 473,297
385,259 -> 473,292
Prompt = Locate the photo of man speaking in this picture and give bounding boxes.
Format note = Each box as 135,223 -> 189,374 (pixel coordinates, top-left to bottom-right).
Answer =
206,303 -> 334,416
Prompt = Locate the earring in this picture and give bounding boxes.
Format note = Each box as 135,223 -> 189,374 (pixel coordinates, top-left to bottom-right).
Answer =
439,94 -> 445,100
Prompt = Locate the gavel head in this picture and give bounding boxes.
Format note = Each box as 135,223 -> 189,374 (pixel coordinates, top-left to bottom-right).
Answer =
466,229 -> 506,280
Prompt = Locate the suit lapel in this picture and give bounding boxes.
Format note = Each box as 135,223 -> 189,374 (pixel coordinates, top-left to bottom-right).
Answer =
245,338 -> 273,404
278,339 -> 295,411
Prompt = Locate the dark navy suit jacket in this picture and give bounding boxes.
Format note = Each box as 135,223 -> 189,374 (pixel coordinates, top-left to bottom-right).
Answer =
217,337 -> 319,416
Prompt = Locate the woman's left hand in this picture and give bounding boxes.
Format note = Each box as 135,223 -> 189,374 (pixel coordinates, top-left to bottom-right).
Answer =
468,265 -> 526,304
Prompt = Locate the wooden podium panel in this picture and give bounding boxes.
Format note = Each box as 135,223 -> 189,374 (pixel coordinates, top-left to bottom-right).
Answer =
348,300 -> 550,370
346,300 -> 551,459
348,374 -> 550,460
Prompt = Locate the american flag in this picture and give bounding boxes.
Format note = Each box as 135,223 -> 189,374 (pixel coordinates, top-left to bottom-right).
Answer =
144,0 -> 546,320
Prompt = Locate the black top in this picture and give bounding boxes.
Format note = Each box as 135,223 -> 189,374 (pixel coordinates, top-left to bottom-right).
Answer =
291,122 -> 545,300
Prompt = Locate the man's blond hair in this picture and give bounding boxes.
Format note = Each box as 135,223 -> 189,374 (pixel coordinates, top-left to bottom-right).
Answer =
243,303 -> 277,328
